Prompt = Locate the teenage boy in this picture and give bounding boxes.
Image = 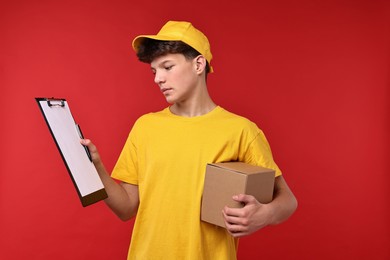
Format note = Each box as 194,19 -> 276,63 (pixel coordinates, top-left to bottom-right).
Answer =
82,20 -> 297,259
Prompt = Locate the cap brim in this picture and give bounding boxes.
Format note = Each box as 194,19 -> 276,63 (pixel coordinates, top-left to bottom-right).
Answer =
132,35 -> 182,51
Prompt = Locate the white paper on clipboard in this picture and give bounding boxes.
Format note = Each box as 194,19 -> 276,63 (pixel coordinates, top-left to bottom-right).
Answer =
36,98 -> 107,207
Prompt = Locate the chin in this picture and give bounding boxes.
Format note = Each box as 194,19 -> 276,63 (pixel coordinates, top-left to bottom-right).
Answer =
165,98 -> 175,104
165,96 -> 177,104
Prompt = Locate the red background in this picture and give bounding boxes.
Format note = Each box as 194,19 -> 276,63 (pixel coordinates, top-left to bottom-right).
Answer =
1,0 -> 389,259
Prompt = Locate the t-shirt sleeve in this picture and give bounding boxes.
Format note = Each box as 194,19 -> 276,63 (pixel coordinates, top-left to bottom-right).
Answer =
244,127 -> 282,177
111,130 -> 139,185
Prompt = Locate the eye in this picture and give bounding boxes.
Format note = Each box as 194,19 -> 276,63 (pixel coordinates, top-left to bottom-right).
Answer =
165,65 -> 174,71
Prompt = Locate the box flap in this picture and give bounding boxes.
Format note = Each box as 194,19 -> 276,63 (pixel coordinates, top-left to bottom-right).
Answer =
208,162 -> 274,175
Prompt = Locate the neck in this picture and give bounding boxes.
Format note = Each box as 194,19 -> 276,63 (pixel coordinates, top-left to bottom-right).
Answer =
170,85 -> 217,117
170,100 -> 217,117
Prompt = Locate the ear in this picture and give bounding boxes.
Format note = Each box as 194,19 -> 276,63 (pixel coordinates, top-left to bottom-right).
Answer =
194,55 -> 207,74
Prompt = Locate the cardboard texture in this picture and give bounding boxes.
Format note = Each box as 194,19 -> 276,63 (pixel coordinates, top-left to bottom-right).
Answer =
201,162 -> 275,228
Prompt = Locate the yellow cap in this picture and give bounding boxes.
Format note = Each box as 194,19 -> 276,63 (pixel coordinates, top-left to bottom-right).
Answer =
132,21 -> 213,72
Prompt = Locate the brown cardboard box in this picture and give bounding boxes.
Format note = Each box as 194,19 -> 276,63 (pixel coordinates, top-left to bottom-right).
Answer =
201,162 -> 275,228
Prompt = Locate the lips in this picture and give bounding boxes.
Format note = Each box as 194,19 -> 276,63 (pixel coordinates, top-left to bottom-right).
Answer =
161,87 -> 172,94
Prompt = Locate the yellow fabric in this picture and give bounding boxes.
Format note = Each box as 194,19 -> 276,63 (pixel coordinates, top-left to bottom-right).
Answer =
132,21 -> 213,72
111,106 -> 281,260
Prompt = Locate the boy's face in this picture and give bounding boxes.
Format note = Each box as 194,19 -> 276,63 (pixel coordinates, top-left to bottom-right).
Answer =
150,53 -> 200,104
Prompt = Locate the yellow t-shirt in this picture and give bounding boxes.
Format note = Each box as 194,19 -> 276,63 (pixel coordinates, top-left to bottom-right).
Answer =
111,106 -> 281,260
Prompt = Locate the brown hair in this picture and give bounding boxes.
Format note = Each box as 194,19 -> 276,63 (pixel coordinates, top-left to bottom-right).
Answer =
136,39 -> 211,74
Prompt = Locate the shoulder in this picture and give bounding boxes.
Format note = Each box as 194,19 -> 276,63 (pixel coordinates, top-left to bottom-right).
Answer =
128,108 -> 170,140
218,107 -> 259,130
133,107 -> 170,126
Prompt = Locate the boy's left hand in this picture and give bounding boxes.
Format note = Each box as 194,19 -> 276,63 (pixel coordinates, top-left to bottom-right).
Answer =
222,194 -> 273,238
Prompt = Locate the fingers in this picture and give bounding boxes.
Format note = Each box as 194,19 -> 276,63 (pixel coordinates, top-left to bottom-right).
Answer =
222,208 -> 249,238
232,194 -> 256,205
80,138 -> 91,147
223,206 -> 248,225
80,139 -> 100,162
80,138 -> 95,151
222,195 -> 263,237
222,194 -> 256,225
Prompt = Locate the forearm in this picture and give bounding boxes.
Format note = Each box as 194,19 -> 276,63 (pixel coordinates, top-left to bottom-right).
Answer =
268,176 -> 298,226
94,161 -> 137,221
82,139 -> 138,221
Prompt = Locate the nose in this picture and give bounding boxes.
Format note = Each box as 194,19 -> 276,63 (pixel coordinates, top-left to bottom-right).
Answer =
154,70 -> 165,85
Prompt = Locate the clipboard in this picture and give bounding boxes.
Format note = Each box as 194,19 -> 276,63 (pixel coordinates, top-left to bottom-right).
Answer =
36,97 -> 108,207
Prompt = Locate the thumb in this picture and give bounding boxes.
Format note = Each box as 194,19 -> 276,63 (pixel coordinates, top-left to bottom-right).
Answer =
232,194 -> 256,205
80,139 -> 100,162
81,138 -> 95,151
